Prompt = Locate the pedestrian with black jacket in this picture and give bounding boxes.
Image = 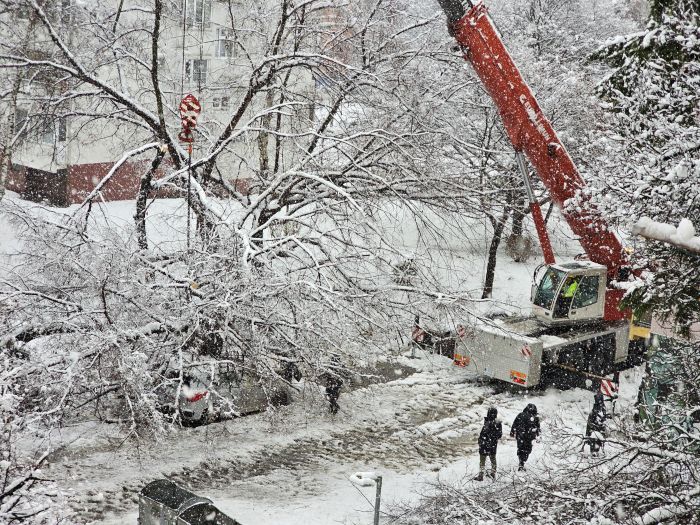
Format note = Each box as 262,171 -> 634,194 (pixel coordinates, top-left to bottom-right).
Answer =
510,403 -> 540,471
585,392 -> 608,456
324,372 -> 343,414
474,407 -> 502,481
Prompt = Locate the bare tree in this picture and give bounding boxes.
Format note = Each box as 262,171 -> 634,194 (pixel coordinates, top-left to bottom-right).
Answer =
0,0 -> 505,435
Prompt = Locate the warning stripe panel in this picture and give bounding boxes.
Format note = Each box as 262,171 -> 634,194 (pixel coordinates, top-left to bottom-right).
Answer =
600,379 -> 618,397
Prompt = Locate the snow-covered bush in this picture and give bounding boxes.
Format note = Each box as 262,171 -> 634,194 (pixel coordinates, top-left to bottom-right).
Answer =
1,359 -> 69,523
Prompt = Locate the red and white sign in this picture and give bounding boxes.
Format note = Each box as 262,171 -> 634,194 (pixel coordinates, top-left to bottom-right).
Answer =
178,94 -> 201,143
456,324 -> 467,339
520,344 -> 532,358
179,94 -> 201,130
181,115 -> 197,128
600,378 -> 619,397
411,325 -> 426,343
179,94 -> 201,117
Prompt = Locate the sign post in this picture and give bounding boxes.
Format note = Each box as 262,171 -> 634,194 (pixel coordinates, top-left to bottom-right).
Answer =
178,94 -> 201,251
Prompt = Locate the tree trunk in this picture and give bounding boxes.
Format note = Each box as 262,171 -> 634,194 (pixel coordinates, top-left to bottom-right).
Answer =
134,149 -> 165,251
0,30 -> 30,202
257,90 -> 275,177
0,144 -> 10,203
482,209 -> 510,299
510,198 -> 525,237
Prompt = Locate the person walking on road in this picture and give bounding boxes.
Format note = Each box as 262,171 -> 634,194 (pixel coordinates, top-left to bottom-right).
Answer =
321,354 -> 345,415
324,372 -> 343,414
510,403 -> 540,471
474,407 -> 502,481
585,392 -> 608,456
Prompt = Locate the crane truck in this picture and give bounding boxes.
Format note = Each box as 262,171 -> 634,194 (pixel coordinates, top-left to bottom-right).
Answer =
417,0 -> 650,388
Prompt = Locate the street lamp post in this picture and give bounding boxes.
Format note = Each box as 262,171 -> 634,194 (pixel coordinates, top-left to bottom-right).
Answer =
350,471 -> 383,525
372,476 -> 382,525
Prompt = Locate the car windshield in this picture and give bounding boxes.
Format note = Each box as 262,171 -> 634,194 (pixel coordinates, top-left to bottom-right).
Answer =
533,267 -> 566,310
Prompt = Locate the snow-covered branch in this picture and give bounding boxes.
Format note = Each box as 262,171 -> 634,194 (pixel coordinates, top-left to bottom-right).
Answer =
632,217 -> 700,254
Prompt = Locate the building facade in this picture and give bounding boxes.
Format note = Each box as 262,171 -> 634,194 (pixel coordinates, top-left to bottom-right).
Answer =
5,0 -> 314,205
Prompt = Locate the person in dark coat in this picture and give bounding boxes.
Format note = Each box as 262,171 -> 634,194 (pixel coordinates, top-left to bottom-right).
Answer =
280,360 -> 302,383
510,403 -> 540,471
324,372 -> 343,414
475,407 -> 502,480
585,392 -> 608,456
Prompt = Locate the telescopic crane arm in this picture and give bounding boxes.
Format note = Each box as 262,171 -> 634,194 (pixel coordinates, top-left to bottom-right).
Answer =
436,0 -> 630,320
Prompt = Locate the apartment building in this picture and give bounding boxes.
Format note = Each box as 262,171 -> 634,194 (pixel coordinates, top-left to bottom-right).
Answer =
5,0 -> 314,206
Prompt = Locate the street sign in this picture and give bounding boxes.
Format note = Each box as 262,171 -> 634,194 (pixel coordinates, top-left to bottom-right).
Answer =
600,378 -> 619,397
178,130 -> 194,143
179,94 -> 201,133
179,94 -> 201,143
179,94 -> 201,118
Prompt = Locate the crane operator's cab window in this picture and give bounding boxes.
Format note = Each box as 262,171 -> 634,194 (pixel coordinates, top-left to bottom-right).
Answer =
553,275 -> 600,319
533,267 -> 565,310
572,276 -> 600,309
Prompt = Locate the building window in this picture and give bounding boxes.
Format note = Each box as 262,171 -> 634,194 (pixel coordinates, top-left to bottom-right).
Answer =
36,116 -> 67,145
212,97 -> 229,110
183,0 -> 212,28
57,117 -> 67,142
11,110 -> 66,145
38,118 -> 55,144
13,108 -> 28,138
185,59 -> 208,85
215,28 -> 234,58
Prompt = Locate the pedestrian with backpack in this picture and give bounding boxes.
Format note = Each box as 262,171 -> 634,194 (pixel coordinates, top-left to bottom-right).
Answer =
510,403 -> 540,471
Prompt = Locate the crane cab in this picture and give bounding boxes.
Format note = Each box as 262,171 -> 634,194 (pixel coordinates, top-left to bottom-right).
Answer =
531,261 -> 607,325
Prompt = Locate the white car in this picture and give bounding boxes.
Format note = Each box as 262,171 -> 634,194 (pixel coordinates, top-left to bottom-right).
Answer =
156,365 -> 291,425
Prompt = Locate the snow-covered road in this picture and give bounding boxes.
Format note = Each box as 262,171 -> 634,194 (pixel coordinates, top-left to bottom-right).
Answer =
48,350 -> 639,524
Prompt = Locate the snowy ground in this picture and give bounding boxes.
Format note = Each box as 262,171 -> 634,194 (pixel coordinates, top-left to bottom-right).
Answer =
50,350 -> 643,525
1,193 -> 640,524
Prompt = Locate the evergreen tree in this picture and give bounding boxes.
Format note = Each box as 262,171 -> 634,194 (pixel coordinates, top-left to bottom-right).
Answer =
593,0 -> 700,333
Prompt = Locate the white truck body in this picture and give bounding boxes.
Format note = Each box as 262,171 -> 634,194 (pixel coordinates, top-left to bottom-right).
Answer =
454,315 -> 630,387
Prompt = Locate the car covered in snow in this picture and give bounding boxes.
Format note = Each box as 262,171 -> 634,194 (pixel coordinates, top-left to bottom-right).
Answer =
155,363 -> 293,425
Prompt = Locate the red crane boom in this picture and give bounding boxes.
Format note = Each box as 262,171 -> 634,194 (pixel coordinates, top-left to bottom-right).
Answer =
439,1 -> 629,320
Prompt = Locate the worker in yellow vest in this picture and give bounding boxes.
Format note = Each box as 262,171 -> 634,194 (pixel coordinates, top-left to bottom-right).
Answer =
554,276 -> 580,318
563,278 -> 579,299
